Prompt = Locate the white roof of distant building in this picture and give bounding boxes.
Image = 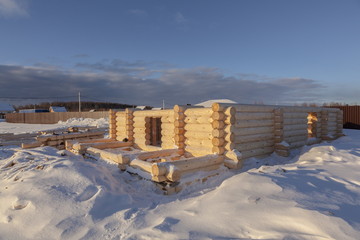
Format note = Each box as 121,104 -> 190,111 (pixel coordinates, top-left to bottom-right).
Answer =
136,106 -> 147,110
0,102 -> 14,112
195,99 -> 237,108
50,106 -> 67,112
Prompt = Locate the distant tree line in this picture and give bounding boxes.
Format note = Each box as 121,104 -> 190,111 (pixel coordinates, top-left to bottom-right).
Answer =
15,101 -> 138,112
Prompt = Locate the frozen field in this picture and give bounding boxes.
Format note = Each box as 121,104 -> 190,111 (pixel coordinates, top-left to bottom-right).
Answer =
0,120 -> 360,240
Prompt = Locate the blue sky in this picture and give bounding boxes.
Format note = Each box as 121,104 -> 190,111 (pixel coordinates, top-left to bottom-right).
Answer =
0,0 -> 359,107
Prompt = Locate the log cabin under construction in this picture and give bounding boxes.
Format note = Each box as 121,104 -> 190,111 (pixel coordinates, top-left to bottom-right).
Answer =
67,102 -> 343,192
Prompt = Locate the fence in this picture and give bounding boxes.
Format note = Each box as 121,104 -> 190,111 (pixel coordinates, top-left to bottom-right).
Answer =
5,111 -> 109,124
328,106 -> 360,129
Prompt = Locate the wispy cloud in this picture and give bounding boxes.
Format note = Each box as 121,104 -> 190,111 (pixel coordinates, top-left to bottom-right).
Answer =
174,12 -> 187,23
0,61 -> 327,107
128,9 -> 147,17
0,0 -> 28,18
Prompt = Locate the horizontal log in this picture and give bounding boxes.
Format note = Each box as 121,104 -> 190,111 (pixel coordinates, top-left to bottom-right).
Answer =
283,118 -> 308,125
241,147 -> 274,159
137,149 -> 179,161
234,126 -> 274,136
129,159 -> 152,173
235,112 -> 274,121
184,116 -> 213,124
133,110 -> 173,117
86,147 -> 130,164
186,131 -> 213,140
284,135 -> 307,143
176,163 -> 222,180
115,126 -> 127,133
212,103 -> 274,112
283,112 -> 308,119
161,116 -> 174,123
283,124 -> 307,131
283,129 -> 308,138
36,131 -> 104,142
282,107 -> 321,113
185,139 -> 213,148
133,122 -> 150,128
115,112 -> 125,117
73,141 -> 132,152
233,133 -> 274,144
161,122 -> 175,129
133,116 -> 150,123
184,108 -> 213,116
154,154 -> 224,177
22,141 -> 43,149
115,116 -> 126,122
232,140 -> 274,152
235,119 -> 274,128
184,123 -> 213,132
133,128 -> 150,134
185,146 -> 213,157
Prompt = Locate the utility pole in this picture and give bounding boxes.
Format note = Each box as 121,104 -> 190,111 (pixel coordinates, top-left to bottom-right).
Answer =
78,92 -> 81,112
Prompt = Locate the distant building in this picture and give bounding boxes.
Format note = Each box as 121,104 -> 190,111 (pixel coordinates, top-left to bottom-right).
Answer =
136,106 -> 153,110
195,99 -> 237,108
0,102 -> 14,119
49,106 -> 67,112
19,109 -> 49,113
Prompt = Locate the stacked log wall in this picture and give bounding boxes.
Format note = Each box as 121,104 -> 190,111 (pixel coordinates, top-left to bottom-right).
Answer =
230,105 -> 275,159
281,107 -> 320,149
184,108 -> 213,157
160,110 -> 175,149
115,111 -> 127,141
132,109 -> 174,150
109,110 -> 117,139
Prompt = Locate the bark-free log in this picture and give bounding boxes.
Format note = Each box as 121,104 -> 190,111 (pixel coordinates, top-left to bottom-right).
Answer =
86,147 -> 130,164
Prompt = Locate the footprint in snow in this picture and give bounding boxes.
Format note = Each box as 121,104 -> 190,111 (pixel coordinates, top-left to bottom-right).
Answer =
248,196 -> 261,204
76,185 -> 100,202
124,207 -> 138,220
13,200 -> 30,210
154,217 -> 180,232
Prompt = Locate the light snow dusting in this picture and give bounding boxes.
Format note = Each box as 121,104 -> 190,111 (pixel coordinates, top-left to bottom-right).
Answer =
0,120 -> 360,239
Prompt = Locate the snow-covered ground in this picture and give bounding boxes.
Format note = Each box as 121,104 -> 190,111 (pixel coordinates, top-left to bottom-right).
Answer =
0,118 -> 108,135
1,121 -> 360,239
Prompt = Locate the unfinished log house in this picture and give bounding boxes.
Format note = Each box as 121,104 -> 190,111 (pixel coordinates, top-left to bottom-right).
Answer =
69,103 -> 343,191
